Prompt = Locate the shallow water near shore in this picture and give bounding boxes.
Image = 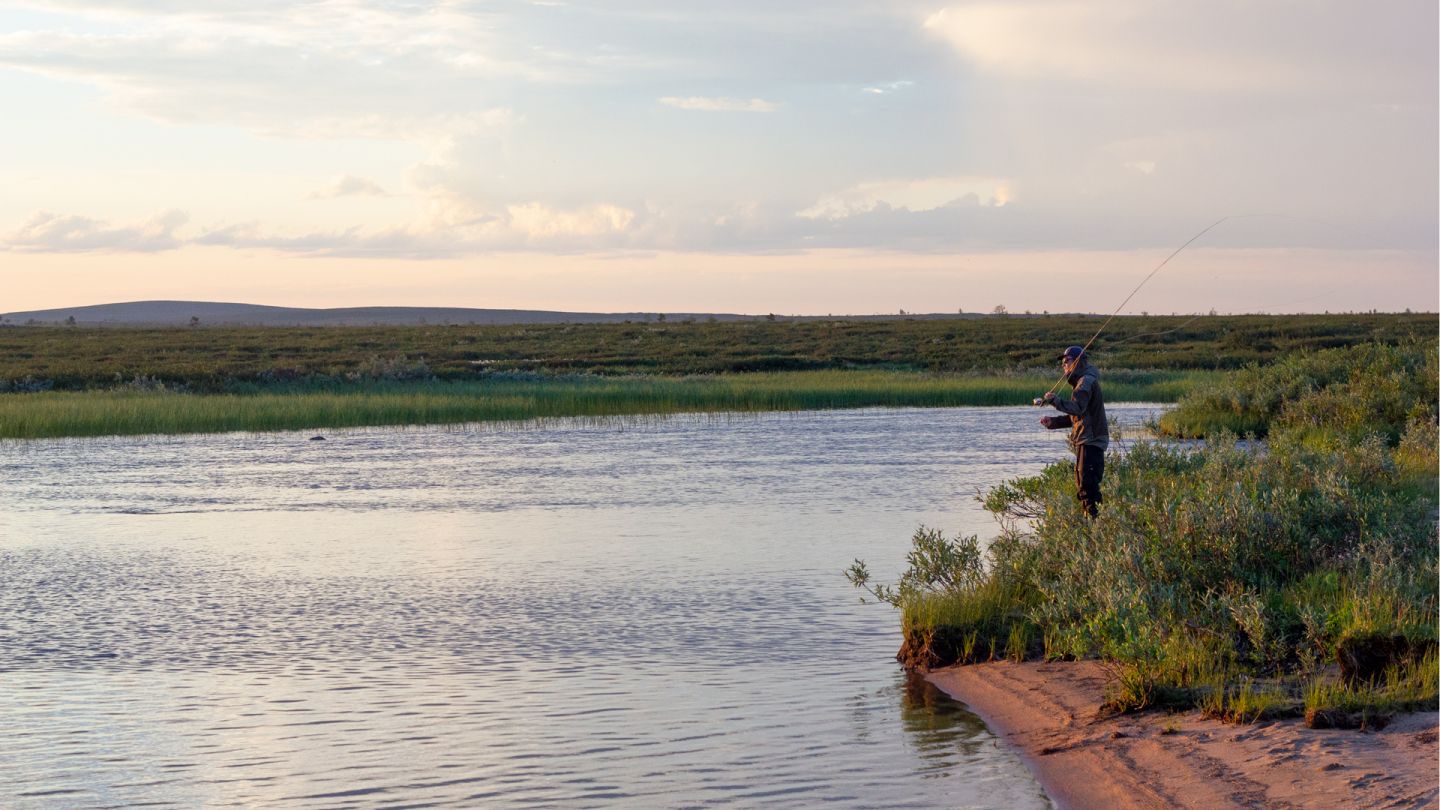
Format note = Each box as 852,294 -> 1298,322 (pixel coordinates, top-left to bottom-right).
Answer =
1,404 -> 1158,808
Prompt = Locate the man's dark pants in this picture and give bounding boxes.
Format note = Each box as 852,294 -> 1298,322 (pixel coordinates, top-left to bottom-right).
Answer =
1075,444 -> 1105,517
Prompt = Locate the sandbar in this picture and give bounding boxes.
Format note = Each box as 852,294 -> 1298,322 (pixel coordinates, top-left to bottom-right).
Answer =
927,660 -> 1438,809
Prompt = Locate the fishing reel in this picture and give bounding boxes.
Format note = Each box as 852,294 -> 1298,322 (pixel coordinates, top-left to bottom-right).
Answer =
1032,397 -> 1046,406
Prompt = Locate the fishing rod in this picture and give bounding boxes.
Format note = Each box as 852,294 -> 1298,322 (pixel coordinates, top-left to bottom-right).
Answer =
1032,216 -> 1232,405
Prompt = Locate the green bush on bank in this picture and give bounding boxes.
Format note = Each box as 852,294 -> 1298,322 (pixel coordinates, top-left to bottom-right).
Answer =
1158,340 -> 1437,442
853,340 -> 1439,726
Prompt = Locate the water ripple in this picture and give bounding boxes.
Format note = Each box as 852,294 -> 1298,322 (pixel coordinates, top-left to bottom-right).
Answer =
1,406 -> 1160,807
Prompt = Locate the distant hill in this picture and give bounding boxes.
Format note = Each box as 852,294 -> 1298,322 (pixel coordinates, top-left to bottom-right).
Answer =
0,301 -> 986,327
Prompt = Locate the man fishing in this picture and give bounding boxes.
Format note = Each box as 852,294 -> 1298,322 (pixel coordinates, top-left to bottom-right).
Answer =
1039,346 -> 1107,517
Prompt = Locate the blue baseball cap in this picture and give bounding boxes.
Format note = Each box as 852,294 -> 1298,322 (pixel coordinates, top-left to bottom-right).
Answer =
1059,345 -> 1085,362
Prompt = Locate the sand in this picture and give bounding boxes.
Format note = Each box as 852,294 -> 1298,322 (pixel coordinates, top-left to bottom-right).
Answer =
927,660 -> 1438,809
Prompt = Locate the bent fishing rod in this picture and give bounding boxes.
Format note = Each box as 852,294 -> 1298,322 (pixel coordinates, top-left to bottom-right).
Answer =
1032,216 -> 1231,406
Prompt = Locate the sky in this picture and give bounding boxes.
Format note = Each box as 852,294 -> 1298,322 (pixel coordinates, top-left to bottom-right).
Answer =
2,1 -> 1436,315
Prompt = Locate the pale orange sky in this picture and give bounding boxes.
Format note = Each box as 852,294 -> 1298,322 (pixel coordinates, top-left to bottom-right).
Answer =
8,247 -> 1433,315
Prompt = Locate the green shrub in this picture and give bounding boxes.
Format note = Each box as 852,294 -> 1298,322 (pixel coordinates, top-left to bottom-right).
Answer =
1159,340 -> 1437,441
853,340 -> 1439,724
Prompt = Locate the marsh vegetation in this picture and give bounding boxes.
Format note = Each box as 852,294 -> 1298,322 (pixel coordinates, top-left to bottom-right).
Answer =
0,313 -> 1429,439
1,313 -> 1430,388
0,370 -> 1201,439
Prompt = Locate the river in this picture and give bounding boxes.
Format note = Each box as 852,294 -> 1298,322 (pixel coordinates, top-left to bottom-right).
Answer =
0,404 -> 1159,808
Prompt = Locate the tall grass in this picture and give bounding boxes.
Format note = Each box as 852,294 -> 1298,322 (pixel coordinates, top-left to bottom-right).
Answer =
0,370 -> 1207,439
854,340 -> 1439,725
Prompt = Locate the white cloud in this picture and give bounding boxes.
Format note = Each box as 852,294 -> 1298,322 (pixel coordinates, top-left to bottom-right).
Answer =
0,26 -> 526,143
309,174 -> 390,199
6,209 -> 188,252
0,0 -> 578,153
504,202 -> 635,239
0,1 -> 1431,262
923,1 -> 1434,99
798,177 -> 1013,220
659,96 -> 779,113
924,3 -> 1283,93
4,200 -> 638,258
862,80 -> 913,95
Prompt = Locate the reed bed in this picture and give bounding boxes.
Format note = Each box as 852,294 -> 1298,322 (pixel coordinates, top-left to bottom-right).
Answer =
0,369 -> 1207,440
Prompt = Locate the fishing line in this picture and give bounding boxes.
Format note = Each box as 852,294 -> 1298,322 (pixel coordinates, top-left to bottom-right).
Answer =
1034,212 -> 1349,403
1036,215 -> 1231,402
1097,282 -> 1348,349
1228,285 -> 1347,315
1097,313 -> 1210,347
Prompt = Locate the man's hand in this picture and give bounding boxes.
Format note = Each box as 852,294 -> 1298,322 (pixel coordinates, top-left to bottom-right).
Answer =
1042,392 -> 1057,404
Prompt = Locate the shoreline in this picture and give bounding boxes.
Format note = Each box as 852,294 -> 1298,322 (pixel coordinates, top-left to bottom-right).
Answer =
928,660 -> 1439,809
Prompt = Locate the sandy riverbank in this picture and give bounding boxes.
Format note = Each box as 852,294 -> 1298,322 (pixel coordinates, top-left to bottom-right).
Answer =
927,660 -> 1438,809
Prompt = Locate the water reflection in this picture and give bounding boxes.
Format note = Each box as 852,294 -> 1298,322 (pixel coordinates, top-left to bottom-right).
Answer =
899,671 -> 993,765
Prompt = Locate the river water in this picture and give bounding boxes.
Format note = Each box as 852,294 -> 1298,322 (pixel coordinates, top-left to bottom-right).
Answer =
0,404 -> 1158,808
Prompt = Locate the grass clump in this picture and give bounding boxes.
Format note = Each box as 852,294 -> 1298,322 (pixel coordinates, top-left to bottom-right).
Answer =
852,340 -> 1438,727
847,527 -> 1038,669
1304,650 -> 1438,729
1200,677 -> 1300,724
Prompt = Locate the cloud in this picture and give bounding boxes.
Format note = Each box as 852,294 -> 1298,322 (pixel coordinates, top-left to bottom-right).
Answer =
923,1 -> 1435,100
798,177 -> 1013,220
193,222 -> 449,259
659,96 -> 779,113
309,174 -> 390,199
198,200 -> 636,257
915,1 -> 1437,253
862,80 -> 913,94
504,202 -> 635,239
0,1 -> 1432,261
5,210 -> 188,253
0,26 -> 528,143
5,199 -> 638,258
924,3 -> 1288,93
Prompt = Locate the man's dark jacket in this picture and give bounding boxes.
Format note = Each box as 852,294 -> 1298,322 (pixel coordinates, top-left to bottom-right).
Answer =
1043,361 -> 1108,452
